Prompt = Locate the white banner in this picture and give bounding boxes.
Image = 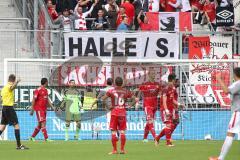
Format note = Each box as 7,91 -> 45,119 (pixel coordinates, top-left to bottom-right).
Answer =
64,32 -> 179,59
189,36 -> 232,105
233,0 -> 240,25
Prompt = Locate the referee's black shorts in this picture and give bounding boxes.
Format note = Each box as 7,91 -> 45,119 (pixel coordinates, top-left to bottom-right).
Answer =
1,106 -> 19,126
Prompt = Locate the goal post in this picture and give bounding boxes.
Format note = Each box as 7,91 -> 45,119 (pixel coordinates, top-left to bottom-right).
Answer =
2,58 -> 240,141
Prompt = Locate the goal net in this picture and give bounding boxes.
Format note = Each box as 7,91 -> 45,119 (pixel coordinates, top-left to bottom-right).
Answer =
1,58 -> 239,141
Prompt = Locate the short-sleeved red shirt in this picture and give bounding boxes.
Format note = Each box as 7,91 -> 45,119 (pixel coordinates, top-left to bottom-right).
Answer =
33,86 -> 48,111
121,2 -> 135,24
139,82 -> 160,108
106,87 -> 132,116
160,84 -> 177,111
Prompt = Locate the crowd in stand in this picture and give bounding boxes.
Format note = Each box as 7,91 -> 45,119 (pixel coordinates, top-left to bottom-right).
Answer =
45,0 -> 237,31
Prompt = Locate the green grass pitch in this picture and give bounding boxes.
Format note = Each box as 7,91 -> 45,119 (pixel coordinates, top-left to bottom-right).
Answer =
0,140 -> 239,160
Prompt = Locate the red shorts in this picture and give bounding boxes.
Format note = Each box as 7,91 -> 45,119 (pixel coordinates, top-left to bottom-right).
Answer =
36,111 -> 47,123
160,109 -> 173,123
144,107 -> 157,121
109,115 -> 126,131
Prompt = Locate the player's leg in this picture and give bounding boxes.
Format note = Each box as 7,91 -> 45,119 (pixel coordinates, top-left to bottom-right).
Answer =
209,132 -> 235,160
209,111 -> 240,160
8,107 -> 29,149
109,115 -> 118,154
74,113 -> 81,140
0,125 -> 6,137
118,116 -> 127,154
155,110 -> 166,143
30,122 -> 41,141
155,110 -> 173,146
74,120 -> 81,140
148,108 -> 157,139
65,120 -> 70,141
0,106 -> 8,136
30,111 -> 41,140
143,108 -> 149,142
165,122 -> 175,147
39,111 -> 51,141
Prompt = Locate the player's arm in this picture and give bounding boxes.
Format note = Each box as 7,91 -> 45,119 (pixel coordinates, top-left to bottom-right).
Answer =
48,98 -> 55,110
10,79 -> 21,90
216,73 -> 229,94
91,93 -> 102,109
173,99 -> 184,110
129,95 -> 137,109
30,96 -> 36,116
162,94 -> 170,115
101,94 -> 109,101
30,90 -> 38,116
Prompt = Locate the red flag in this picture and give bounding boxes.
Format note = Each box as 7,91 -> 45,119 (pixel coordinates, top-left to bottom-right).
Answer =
146,12 -> 159,31
179,12 -> 192,31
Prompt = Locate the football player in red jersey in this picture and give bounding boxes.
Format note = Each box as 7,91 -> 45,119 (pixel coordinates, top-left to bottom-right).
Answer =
29,78 -> 55,141
137,69 -> 160,142
155,74 -> 182,147
102,77 -> 136,154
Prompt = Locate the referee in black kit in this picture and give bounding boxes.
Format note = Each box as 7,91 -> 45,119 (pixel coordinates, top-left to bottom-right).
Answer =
0,74 -> 29,150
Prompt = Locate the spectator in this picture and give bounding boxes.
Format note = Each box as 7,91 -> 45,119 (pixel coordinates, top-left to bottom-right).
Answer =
203,0 -> 216,31
47,0 -> 59,21
121,0 -> 135,26
103,0 -> 119,12
55,8 -> 74,31
137,10 -> 152,31
116,6 -> 127,27
106,4 -> 118,30
117,16 -> 129,31
73,0 -> 99,30
132,0 -> 143,30
92,9 -> 109,30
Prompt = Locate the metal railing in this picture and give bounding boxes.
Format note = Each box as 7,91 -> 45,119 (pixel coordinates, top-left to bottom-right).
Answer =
0,18 -> 31,30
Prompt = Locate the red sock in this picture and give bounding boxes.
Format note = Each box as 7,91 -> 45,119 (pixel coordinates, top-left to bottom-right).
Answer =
143,124 -> 149,139
148,123 -> 156,139
120,133 -> 126,151
111,134 -> 117,151
31,126 -> 41,137
156,128 -> 166,141
41,127 -> 48,140
165,128 -> 172,144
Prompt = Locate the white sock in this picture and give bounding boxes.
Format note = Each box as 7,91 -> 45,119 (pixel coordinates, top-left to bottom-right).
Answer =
218,136 -> 234,160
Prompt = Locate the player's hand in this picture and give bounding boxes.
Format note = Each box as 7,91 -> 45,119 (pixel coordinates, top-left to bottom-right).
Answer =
16,79 -> 21,83
165,109 -> 170,116
29,110 -> 34,116
178,103 -> 185,110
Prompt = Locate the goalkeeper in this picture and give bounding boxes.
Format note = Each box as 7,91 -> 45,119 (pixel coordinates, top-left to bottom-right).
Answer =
60,79 -> 82,141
